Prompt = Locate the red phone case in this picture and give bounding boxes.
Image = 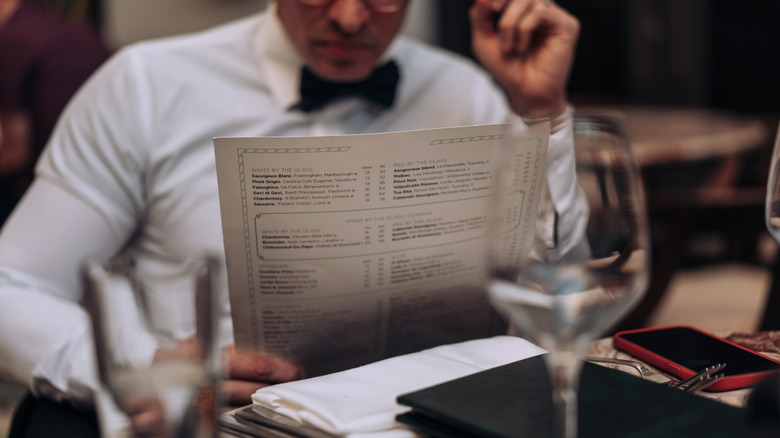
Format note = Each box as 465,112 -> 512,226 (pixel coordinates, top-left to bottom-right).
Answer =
613,325 -> 780,391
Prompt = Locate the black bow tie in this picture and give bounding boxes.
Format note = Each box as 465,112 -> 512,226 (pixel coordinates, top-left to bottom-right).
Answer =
294,60 -> 400,113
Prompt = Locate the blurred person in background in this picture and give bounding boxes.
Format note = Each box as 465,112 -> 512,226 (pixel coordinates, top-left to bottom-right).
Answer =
0,0 -> 110,225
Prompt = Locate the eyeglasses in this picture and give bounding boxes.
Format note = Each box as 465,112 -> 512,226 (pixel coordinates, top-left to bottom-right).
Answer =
298,0 -> 406,13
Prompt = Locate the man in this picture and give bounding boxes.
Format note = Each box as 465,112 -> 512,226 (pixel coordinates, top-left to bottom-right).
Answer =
0,0 -> 110,225
0,0 -> 583,435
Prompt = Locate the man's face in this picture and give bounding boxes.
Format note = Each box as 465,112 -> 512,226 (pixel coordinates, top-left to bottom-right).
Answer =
276,0 -> 408,82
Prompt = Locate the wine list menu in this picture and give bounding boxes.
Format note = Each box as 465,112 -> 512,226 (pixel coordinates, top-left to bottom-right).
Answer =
214,123 -> 548,376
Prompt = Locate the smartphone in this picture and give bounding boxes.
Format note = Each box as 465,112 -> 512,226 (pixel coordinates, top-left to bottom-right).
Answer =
613,325 -> 780,391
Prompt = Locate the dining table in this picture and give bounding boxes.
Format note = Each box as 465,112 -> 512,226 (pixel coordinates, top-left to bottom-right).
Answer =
218,330 -> 780,437
586,329 -> 780,408
593,105 -> 772,332
614,106 -> 768,167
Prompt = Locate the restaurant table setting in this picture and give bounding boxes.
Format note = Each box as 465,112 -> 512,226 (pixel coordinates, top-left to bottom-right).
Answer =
221,336 -> 546,438
586,332 -> 776,409
218,333 -> 765,438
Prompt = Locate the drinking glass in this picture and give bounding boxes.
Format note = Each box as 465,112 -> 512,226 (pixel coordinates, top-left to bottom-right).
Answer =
83,253 -> 223,438
486,112 -> 651,438
764,122 -> 780,242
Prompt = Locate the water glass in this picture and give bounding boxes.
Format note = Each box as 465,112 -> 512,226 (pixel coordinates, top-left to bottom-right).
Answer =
83,253 -> 222,438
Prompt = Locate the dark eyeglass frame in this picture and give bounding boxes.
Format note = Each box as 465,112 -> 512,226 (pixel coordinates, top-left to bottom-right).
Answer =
298,0 -> 406,13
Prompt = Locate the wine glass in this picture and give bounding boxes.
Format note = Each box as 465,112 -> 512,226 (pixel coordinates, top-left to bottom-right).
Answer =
764,122 -> 780,242
485,111 -> 651,438
83,252 -> 223,438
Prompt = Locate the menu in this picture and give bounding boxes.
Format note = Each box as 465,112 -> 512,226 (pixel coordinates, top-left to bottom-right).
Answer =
213,123 -> 549,376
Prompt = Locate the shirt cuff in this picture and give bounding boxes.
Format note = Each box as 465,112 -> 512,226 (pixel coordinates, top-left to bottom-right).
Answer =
515,104 -> 574,135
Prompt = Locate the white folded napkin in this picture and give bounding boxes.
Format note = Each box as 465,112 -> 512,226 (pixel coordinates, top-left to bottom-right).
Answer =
251,336 -> 546,438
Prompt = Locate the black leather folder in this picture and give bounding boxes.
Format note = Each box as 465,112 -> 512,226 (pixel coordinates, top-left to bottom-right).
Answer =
397,355 -> 749,438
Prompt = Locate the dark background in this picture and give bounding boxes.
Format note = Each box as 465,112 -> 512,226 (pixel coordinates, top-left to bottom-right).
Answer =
436,0 -> 780,115
45,0 -> 780,116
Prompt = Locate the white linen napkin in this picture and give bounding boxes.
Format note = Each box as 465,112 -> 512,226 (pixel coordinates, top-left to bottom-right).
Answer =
251,336 -> 546,438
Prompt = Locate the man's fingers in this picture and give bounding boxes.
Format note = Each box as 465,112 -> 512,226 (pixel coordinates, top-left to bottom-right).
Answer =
222,379 -> 271,406
225,345 -> 305,383
512,6 -> 546,54
121,396 -> 167,438
469,0 -> 579,117
220,346 -> 306,406
130,409 -> 167,438
471,0 -> 554,55
495,0 -> 534,54
469,0 -> 500,37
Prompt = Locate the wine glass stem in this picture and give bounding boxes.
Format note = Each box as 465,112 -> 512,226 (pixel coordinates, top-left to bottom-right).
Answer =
546,351 -> 583,438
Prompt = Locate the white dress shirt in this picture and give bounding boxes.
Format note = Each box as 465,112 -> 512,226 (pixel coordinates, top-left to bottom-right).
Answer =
0,4 -> 585,404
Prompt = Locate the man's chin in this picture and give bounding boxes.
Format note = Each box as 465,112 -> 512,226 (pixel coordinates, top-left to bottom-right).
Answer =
307,63 -> 376,83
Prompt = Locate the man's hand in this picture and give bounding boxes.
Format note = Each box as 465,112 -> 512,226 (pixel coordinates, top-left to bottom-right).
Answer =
222,345 -> 306,407
470,0 -> 580,118
120,395 -> 167,438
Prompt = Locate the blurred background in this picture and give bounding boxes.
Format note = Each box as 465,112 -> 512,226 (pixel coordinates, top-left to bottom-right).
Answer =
2,0 -> 779,435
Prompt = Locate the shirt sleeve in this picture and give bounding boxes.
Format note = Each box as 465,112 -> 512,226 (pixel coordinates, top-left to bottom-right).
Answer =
0,179 -> 157,407
0,48 -> 157,406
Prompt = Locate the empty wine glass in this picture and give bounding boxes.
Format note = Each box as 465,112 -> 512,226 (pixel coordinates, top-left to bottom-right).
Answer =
764,122 -> 780,242
83,252 -> 223,438
485,112 -> 651,437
